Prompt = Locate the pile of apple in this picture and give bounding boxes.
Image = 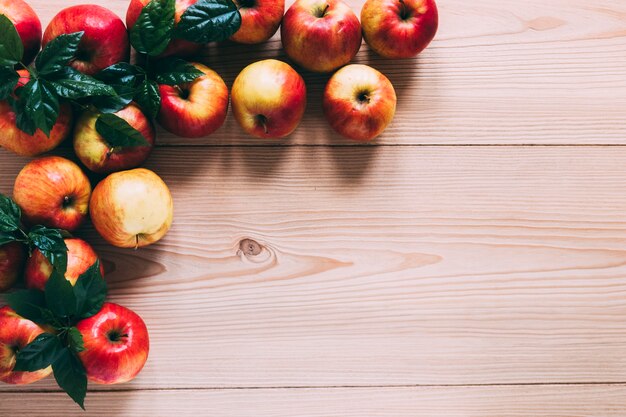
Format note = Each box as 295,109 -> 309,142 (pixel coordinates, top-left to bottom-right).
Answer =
0,0 -> 438,409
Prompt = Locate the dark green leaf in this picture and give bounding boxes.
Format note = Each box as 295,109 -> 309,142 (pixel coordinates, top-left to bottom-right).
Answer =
135,79 -> 161,119
67,327 -> 85,353
96,113 -> 150,148
174,0 -> 241,43
13,333 -> 63,372
0,14 -> 24,66
91,95 -> 132,114
96,63 -> 144,100
36,32 -> 84,75
52,348 -> 87,410
12,91 -> 38,136
29,225 -> 68,274
21,79 -> 60,137
154,59 -> 204,85
130,0 -> 176,56
0,194 -> 21,232
5,289 -> 48,324
0,231 -> 19,246
0,67 -> 18,100
74,260 -> 107,319
45,268 -> 76,318
45,67 -> 116,99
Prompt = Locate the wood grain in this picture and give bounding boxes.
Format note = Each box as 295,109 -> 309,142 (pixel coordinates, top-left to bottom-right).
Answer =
2,385 -> 626,416
2,146 -> 626,391
24,0 -> 626,145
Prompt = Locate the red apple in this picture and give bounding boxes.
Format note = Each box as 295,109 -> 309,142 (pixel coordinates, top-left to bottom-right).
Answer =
43,5 -> 130,76
361,0 -> 438,59
76,302 -> 149,385
74,104 -> 155,174
90,168 -> 173,248
323,64 -> 397,141
281,0 -> 361,73
13,156 -> 92,232
158,63 -> 228,138
0,71 -> 73,157
0,242 -> 25,292
0,306 -> 52,385
231,59 -> 306,139
230,0 -> 284,44
127,0 -> 202,57
0,0 -> 42,65
24,238 -> 104,291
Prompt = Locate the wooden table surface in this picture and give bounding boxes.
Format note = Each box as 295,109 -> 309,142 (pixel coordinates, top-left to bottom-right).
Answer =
2,0 -> 626,415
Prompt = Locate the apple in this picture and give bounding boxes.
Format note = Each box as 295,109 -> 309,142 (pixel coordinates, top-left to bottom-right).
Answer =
24,238 -> 105,291
74,104 -> 155,174
42,5 -> 130,76
0,0 -> 42,65
90,168 -> 173,248
323,64 -> 397,141
158,63 -> 229,138
361,0 -> 438,59
230,0 -> 284,44
0,306 -> 52,385
13,156 -> 92,232
231,59 -> 306,139
0,71 -> 73,157
127,0 -> 202,57
0,242 -> 25,292
76,302 -> 149,385
281,0 -> 361,73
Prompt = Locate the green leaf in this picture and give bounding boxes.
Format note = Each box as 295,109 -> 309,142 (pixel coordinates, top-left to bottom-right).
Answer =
36,32 -> 84,75
29,225 -> 68,274
0,67 -> 18,100
45,268 -> 76,318
52,348 -> 87,410
45,67 -> 116,99
135,79 -> 161,119
0,231 -> 19,246
130,0 -> 176,57
0,194 -> 21,232
5,289 -> 48,324
74,260 -> 107,319
93,63 -> 145,113
14,333 -> 63,372
174,0 -> 241,44
154,59 -> 204,86
12,92 -> 38,136
0,14 -> 24,66
95,113 -> 150,148
20,79 -> 60,137
67,327 -> 85,353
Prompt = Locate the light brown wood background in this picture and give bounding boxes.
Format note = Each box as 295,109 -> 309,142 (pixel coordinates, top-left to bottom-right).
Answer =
1,0 -> 626,415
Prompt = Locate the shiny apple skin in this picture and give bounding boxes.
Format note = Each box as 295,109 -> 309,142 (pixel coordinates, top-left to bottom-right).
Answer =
158,63 -> 229,138
361,0 -> 438,59
13,156 -> 92,232
74,104 -> 155,174
230,0 -> 285,44
0,306 -> 52,385
25,238 -> 105,291
323,64 -> 397,141
0,0 -> 42,65
0,70 -> 73,157
90,168 -> 173,248
42,5 -> 130,75
127,0 -> 202,57
281,0 -> 361,73
231,59 -> 307,139
77,303 -> 149,385
0,242 -> 25,292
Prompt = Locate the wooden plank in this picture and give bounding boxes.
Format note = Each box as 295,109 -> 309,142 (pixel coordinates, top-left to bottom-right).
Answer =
2,385 -> 626,416
2,146 -> 626,390
23,0 -> 626,145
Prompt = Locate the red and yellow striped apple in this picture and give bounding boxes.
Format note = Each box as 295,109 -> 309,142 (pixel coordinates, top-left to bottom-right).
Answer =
0,243 -> 25,292
231,59 -> 307,139
361,0 -> 438,59
230,0 -> 284,44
